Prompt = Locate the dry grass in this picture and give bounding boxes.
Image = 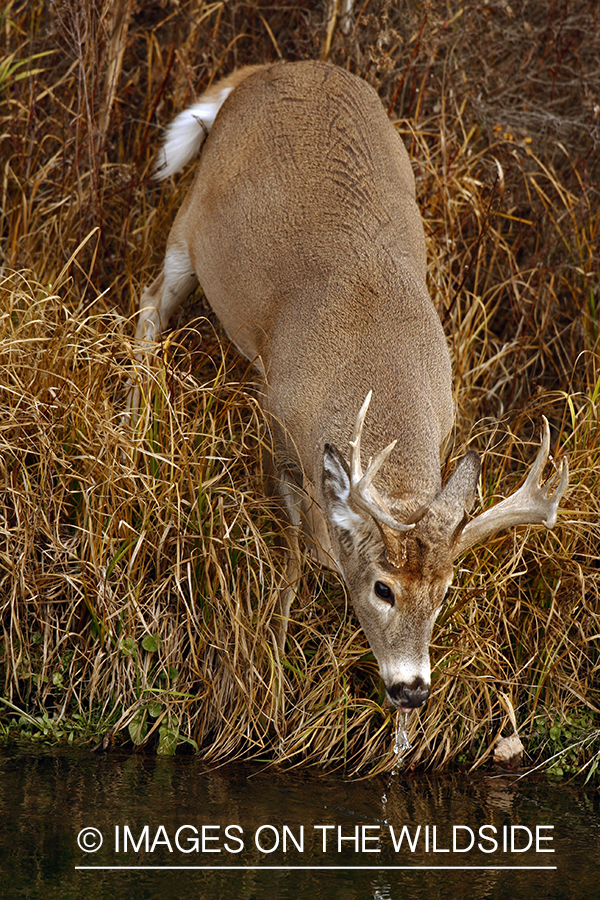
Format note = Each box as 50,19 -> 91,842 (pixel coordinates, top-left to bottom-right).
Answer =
0,0 -> 598,775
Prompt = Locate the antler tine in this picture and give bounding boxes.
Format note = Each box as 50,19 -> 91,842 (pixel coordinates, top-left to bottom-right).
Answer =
525,415 -> 551,488
533,416 -> 569,526
349,391 -> 397,486
349,390 -> 372,485
509,416 -> 569,527
453,415 -> 569,558
348,392 -> 415,533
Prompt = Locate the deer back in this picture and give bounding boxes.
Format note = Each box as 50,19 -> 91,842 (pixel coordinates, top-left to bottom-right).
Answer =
168,61 -> 454,510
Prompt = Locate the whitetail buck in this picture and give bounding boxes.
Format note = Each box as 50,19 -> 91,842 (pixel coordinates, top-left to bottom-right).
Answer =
135,61 -> 568,711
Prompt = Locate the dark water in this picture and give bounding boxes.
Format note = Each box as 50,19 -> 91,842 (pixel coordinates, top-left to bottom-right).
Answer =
0,745 -> 598,899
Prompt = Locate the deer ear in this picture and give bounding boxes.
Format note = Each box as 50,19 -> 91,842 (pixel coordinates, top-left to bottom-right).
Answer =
322,444 -> 364,538
425,450 -> 481,539
440,451 -> 481,514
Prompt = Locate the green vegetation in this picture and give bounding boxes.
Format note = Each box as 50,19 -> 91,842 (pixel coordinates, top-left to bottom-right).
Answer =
0,0 -> 598,778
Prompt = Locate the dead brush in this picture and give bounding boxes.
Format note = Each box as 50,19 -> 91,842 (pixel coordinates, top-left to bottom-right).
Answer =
0,271 -> 279,749
0,269 -> 389,768
393,97 -> 600,772
0,0 -> 598,774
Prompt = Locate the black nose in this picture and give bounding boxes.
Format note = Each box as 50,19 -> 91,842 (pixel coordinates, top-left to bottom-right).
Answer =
386,678 -> 430,709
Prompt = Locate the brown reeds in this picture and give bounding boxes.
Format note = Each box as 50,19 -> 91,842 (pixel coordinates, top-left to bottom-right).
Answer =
0,0 -> 598,775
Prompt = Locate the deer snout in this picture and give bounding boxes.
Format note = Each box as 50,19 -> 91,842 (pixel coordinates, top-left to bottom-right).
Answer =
386,678 -> 430,710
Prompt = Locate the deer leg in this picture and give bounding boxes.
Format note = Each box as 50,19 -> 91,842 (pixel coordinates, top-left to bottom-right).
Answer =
136,245 -> 198,343
275,468 -> 304,654
129,245 -> 199,411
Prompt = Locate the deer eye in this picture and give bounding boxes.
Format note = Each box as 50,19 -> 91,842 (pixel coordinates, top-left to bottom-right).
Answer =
374,581 -> 394,605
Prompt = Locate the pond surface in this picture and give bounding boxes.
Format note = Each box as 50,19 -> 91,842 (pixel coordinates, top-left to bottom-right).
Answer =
0,744 -> 598,899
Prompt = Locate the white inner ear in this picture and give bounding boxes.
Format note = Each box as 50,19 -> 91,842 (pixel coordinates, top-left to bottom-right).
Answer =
323,454 -> 364,531
328,503 -> 363,533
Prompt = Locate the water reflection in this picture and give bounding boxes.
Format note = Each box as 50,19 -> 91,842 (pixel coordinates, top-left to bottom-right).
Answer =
0,744 -> 597,899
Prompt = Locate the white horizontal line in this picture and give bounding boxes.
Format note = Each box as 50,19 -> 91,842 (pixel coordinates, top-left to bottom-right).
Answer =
76,865 -> 557,871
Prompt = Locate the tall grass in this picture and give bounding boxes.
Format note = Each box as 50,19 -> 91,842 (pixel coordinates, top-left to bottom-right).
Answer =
0,0 -> 598,775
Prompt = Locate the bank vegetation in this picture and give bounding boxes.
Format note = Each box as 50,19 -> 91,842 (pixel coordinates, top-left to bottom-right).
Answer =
0,0 -> 598,778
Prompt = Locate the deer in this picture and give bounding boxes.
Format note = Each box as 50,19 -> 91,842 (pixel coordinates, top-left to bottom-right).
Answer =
134,61 -> 568,712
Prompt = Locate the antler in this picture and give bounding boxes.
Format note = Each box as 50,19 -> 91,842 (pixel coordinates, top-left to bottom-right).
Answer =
348,392 -> 415,533
453,416 -> 569,559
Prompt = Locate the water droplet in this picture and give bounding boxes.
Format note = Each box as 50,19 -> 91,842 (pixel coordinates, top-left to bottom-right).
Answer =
393,710 -> 411,758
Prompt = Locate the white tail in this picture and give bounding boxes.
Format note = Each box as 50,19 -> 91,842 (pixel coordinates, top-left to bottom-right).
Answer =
135,61 -> 568,711
154,66 -> 266,180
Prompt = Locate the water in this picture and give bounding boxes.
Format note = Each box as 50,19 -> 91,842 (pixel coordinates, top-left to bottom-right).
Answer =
393,711 -> 411,759
0,743 -> 598,899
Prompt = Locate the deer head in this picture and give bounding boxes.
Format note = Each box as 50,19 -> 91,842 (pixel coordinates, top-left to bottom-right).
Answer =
322,392 -> 568,711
